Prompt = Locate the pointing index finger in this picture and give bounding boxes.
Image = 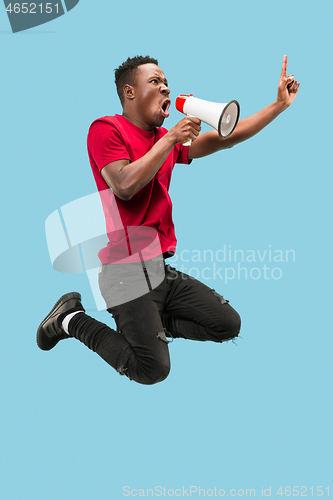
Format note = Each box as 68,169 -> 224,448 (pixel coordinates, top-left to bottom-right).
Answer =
280,55 -> 288,79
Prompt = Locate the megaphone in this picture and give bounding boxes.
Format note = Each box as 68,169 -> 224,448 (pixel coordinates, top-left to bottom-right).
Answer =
175,94 -> 240,139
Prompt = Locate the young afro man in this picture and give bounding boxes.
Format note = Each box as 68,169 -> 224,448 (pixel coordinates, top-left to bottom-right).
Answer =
37,55 -> 299,385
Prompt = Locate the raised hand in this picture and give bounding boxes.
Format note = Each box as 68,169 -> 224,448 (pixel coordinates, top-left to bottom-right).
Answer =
277,55 -> 300,108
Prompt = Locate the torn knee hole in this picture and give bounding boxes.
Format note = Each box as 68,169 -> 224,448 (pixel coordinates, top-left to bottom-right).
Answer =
157,330 -> 170,344
117,366 -> 132,380
211,289 -> 229,304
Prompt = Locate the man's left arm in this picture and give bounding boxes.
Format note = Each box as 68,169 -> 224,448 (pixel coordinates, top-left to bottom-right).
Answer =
188,55 -> 300,159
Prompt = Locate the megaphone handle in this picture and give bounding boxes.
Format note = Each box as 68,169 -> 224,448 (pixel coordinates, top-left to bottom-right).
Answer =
183,114 -> 193,146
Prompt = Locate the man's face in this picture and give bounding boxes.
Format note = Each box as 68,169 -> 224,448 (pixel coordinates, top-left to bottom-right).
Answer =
131,63 -> 171,129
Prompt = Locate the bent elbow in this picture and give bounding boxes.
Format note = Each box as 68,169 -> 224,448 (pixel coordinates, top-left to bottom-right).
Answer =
115,183 -> 134,201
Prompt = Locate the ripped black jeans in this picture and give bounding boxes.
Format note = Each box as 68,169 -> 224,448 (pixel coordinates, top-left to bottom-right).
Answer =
69,257 -> 241,385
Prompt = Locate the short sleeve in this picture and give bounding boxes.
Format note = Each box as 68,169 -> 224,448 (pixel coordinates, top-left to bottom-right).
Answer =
175,143 -> 192,165
87,121 -> 131,172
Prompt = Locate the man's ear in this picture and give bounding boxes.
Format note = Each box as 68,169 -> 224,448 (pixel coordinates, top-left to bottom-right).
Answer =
123,84 -> 135,100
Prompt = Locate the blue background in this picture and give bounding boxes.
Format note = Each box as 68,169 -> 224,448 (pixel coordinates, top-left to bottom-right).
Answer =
1,1 -> 332,498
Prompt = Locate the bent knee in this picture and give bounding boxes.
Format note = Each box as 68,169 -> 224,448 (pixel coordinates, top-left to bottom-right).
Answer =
137,358 -> 171,385
226,310 -> 241,339
215,308 -> 241,341
150,361 -> 170,385
210,290 -> 241,340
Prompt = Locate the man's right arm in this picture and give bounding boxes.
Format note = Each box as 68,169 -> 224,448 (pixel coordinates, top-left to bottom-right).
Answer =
101,117 -> 201,201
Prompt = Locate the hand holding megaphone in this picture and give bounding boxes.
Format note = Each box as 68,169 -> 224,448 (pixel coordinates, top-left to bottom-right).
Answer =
176,94 -> 240,145
169,115 -> 202,147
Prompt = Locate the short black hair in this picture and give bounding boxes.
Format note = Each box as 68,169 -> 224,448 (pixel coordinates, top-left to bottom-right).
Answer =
114,55 -> 159,105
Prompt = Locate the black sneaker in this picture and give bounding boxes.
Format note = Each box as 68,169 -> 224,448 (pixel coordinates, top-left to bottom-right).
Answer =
36,292 -> 85,351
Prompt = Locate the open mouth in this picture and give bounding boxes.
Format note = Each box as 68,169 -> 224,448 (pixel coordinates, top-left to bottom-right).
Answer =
160,99 -> 171,118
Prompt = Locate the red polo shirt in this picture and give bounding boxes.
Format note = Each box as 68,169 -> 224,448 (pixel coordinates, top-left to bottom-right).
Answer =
87,114 -> 191,263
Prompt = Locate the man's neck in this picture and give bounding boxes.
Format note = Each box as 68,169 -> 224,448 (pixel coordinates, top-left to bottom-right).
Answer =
122,111 -> 153,131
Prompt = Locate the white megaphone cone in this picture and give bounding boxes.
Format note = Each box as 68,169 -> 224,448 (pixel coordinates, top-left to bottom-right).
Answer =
175,94 -> 240,141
